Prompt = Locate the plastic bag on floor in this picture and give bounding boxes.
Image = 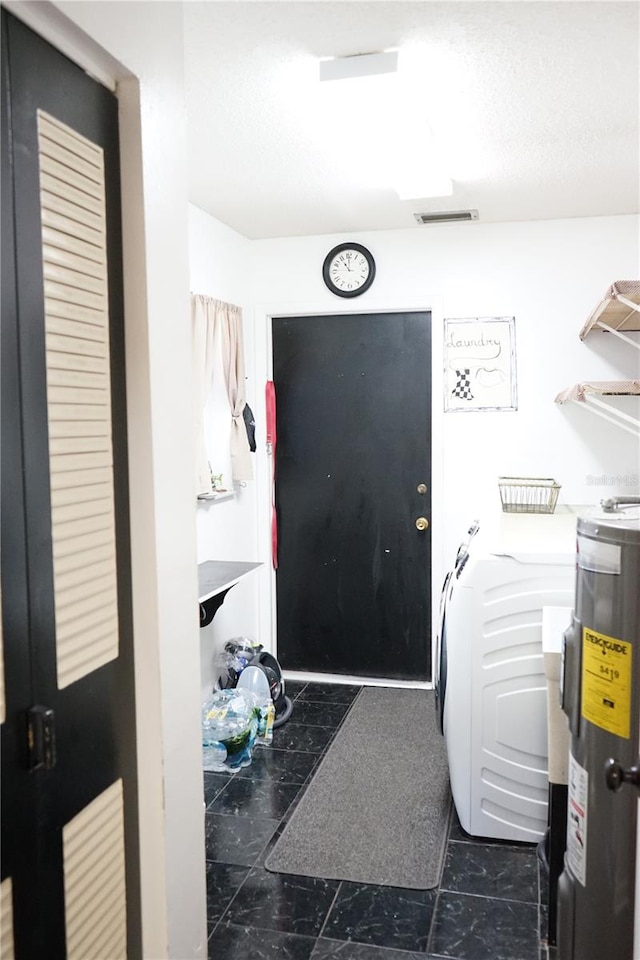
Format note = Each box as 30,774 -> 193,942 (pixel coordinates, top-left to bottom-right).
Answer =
201,688 -> 261,773
237,665 -> 275,745
215,637 -> 263,690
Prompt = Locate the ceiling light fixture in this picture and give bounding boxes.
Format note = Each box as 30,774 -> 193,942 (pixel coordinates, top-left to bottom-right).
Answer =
319,50 -> 398,82
316,47 -> 454,200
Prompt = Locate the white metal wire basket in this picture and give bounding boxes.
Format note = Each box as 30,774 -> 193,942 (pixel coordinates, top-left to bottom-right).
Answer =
498,477 -> 561,514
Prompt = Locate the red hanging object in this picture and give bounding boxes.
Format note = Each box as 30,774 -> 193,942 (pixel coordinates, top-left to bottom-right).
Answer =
265,380 -> 278,569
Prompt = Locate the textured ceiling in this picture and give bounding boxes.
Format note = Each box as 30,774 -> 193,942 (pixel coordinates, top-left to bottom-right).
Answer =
184,1 -> 640,239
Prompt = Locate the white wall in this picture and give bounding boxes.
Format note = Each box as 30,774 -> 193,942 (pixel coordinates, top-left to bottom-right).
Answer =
31,3 -> 207,958
248,214 -> 639,652
189,206 -> 264,699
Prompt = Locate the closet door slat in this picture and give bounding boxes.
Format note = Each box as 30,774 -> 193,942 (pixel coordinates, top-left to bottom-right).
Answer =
40,171 -> 103,218
0,878 -> 15,960
63,780 -> 126,960
38,110 -> 119,691
45,303 -> 107,337
41,207 -> 103,249
46,333 -> 107,361
42,225 -> 104,264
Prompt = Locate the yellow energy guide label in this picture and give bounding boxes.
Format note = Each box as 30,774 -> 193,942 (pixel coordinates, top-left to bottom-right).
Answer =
581,627 -> 632,738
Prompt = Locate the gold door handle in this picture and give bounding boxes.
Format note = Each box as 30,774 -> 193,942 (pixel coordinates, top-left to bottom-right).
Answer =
415,517 -> 429,531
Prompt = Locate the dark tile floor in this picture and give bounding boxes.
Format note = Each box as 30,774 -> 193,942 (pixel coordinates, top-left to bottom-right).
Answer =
205,681 -> 549,960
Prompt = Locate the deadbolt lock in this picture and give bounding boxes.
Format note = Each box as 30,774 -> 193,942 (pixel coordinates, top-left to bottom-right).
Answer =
415,517 -> 429,531
416,483 -> 427,495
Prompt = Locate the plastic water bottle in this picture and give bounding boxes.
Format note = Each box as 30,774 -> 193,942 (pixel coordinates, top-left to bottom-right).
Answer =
203,740 -> 227,772
262,702 -> 275,744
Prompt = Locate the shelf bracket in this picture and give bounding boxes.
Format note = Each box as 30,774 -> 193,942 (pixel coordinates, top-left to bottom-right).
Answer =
594,320 -> 640,352
572,395 -> 640,438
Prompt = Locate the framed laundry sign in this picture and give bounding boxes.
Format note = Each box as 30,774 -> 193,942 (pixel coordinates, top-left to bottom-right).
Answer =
444,316 -> 517,412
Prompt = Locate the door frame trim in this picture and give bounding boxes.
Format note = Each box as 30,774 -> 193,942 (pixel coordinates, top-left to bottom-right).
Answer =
254,297 -> 445,686
2,1 -> 120,90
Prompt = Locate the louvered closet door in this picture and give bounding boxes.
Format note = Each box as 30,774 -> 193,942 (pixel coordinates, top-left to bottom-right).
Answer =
1,13 -> 141,958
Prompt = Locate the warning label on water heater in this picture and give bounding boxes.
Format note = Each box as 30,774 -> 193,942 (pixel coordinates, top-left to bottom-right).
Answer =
567,753 -> 588,887
581,627 -> 632,739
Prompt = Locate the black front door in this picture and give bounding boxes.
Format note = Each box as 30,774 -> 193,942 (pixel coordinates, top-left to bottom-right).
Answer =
1,12 -> 140,957
273,311 -> 432,682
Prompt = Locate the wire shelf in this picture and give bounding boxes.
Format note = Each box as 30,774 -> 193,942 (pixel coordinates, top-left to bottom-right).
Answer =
498,477 -> 561,514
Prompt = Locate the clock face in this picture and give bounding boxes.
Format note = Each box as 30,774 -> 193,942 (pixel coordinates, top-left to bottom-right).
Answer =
329,249 -> 369,292
322,243 -> 376,298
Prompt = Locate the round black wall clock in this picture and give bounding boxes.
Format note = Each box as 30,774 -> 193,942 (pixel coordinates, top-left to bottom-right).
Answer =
322,242 -> 376,298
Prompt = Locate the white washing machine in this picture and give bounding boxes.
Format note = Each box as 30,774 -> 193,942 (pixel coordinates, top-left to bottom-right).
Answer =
435,510 -> 580,842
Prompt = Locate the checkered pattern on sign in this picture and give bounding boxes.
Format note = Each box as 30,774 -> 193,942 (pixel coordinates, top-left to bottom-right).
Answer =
452,369 -> 474,400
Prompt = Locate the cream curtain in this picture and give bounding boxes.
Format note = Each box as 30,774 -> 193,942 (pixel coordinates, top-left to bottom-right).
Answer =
191,294 -> 252,495
219,302 -> 253,483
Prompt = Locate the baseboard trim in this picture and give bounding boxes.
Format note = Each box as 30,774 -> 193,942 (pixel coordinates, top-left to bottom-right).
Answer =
283,669 -> 432,691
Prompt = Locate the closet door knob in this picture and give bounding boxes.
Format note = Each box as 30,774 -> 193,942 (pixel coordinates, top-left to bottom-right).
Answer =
415,517 -> 429,531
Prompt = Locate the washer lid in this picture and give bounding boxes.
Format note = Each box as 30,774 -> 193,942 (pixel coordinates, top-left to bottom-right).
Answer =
481,510 -> 579,563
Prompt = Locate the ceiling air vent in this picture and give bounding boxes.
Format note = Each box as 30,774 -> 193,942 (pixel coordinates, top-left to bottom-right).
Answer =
413,210 -> 479,224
